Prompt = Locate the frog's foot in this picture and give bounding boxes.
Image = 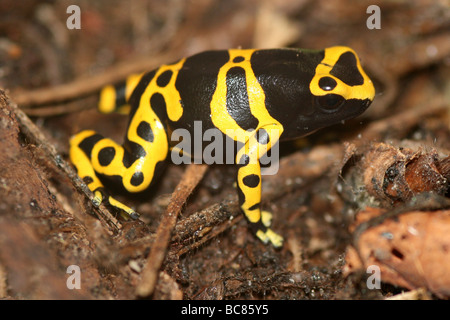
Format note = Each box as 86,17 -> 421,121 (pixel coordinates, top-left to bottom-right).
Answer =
93,188 -> 140,220
256,210 -> 283,247
256,228 -> 284,248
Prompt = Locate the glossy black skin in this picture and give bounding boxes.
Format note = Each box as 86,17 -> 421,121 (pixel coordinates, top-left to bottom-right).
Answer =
142,48 -> 372,142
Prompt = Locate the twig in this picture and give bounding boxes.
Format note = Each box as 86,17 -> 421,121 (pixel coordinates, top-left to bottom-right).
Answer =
136,163 -> 208,298
173,199 -> 240,242
23,97 -> 94,117
12,51 -> 180,108
2,90 -> 122,233
175,214 -> 243,257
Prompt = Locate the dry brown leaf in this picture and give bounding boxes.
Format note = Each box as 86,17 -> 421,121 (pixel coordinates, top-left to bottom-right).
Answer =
362,143 -> 448,204
344,207 -> 450,299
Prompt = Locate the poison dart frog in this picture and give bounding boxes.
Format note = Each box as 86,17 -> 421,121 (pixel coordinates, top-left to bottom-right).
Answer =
70,46 -> 375,247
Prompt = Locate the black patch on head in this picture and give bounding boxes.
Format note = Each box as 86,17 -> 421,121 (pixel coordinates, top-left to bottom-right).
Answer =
250,49 -> 324,133
131,171 -> 144,186
137,121 -> 154,142
243,174 -> 260,188
256,128 -> 270,145
98,147 -> 116,166
156,70 -> 173,87
233,56 -> 245,63
78,134 -> 104,158
319,76 -> 337,91
226,66 -> 259,131
330,51 -> 364,86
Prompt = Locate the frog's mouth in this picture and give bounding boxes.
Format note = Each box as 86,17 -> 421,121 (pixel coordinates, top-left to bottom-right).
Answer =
295,97 -> 373,136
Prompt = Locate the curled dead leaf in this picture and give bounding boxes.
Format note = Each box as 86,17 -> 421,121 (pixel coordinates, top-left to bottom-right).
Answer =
344,207 -> 450,299
362,143 -> 449,204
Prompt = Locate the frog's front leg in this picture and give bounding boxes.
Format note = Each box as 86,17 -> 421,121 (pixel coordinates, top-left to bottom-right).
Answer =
236,125 -> 284,247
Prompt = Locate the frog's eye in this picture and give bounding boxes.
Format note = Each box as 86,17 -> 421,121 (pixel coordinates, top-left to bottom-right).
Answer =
316,94 -> 345,113
318,76 -> 337,91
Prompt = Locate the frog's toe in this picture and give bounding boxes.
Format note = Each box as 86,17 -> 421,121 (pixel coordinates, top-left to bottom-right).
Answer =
256,228 -> 284,248
92,188 -> 139,220
108,196 -> 140,220
261,210 -> 273,227
92,189 -> 107,207
265,228 -> 284,248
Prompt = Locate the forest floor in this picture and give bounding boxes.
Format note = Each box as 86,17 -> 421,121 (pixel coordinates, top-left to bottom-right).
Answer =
0,0 -> 449,299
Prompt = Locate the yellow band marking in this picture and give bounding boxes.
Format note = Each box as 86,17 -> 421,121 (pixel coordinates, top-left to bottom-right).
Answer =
310,46 -> 375,101
210,49 -> 282,143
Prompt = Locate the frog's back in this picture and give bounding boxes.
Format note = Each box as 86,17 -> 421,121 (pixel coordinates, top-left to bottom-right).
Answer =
167,48 -> 324,137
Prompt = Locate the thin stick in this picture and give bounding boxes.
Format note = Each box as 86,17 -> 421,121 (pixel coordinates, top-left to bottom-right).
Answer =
3,91 -> 122,233
13,51 -> 179,108
175,214 -> 243,257
136,163 -> 208,298
23,97 -> 95,117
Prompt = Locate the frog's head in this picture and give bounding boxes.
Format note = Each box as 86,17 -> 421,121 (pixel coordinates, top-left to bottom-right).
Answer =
296,46 -> 375,135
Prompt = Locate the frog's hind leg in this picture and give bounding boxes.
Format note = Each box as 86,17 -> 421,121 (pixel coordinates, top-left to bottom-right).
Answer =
69,130 -> 136,219
69,125 -> 168,219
